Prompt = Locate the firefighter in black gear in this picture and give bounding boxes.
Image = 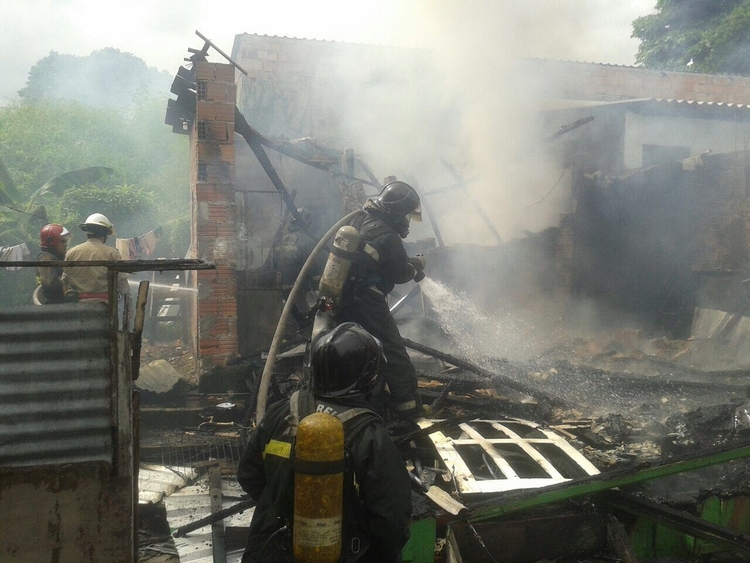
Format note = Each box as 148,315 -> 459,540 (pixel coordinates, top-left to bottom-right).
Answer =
280,208 -> 324,329
337,180 -> 427,418
238,323 -> 412,563
35,223 -> 73,304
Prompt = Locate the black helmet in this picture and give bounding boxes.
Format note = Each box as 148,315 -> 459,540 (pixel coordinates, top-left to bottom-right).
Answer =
376,181 -> 422,221
291,207 -> 312,227
310,323 -> 383,399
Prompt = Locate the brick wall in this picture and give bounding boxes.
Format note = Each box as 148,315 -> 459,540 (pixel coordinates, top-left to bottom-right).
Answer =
533,59 -> 750,105
191,62 -> 238,367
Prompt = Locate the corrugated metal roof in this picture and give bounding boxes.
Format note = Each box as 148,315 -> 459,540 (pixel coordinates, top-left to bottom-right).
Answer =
546,97 -> 750,114
233,32 -> 418,52
528,57 -> 750,80
648,97 -> 750,110
0,304 -> 112,468
138,463 -> 198,504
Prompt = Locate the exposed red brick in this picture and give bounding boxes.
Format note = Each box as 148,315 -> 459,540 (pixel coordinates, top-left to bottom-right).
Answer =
214,64 -> 236,83
196,224 -> 218,238
196,183 -> 234,203
196,101 -> 236,123
206,82 -> 237,103
218,302 -> 237,316
197,142 -> 223,161
207,122 -> 232,143
219,143 -> 235,160
194,62 -> 216,81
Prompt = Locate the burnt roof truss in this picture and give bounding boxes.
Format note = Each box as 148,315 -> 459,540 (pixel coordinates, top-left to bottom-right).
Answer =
423,418 -> 600,496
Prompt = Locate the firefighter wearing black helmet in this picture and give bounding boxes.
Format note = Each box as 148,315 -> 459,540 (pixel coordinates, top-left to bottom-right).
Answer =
279,208 -> 325,330
336,180 -> 427,419
238,323 -> 412,563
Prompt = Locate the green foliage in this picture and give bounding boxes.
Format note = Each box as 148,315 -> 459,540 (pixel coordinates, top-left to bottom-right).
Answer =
0,98 -> 190,254
161,214 -> 191,258
60,184 -> 156,235
19,48 -> 171,108
633,0 -> 750,75
0,50 -> 192,308
32,166 -> 113,201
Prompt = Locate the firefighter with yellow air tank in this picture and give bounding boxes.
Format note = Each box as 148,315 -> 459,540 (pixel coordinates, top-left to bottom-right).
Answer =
237,323 -> 412,563
320,180 -> 427,419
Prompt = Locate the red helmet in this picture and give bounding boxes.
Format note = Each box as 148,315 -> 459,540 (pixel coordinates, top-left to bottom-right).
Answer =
40,224 -> 72,248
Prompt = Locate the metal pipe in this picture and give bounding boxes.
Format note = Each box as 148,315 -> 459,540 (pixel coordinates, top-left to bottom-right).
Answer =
389,284 -> 422,316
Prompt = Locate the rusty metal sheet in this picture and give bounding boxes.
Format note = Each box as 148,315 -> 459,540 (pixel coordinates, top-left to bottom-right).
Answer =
0,303 -> 112,468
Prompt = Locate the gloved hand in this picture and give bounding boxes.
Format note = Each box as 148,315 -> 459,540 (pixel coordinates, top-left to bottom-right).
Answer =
409,253 -> 426,271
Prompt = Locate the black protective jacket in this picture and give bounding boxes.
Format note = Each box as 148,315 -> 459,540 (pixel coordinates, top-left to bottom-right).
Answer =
346,209 -> 416,297
36,248 -> 66,304
238,391 -> 411,563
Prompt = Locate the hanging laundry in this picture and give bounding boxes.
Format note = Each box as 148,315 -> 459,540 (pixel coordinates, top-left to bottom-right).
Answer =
116,238 -> 129,260
138,226 -> 162,257
0,243 -> 30,271
116,226 -> 162,260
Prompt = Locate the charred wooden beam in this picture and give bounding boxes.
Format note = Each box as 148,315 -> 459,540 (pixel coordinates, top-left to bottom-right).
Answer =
393,415 -> 475,446
404,338 -> 567,407
194,30 -> 248,75
7,259 -> 214,273
547,116 -> 594,142
234,109 -> 303,226
417,388 -> 553,421
439,156 -> 502,244
234,108 -> 380,188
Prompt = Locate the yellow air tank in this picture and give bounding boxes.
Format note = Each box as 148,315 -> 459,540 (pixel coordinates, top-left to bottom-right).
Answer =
318,225 -> 361,301
293,412 -> 345,563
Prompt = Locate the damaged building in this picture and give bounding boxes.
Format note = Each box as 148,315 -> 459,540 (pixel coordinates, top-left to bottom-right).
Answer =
7,30 -> 750,563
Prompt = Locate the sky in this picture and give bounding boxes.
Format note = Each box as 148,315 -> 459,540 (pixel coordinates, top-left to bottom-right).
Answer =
1,0 -> 656,102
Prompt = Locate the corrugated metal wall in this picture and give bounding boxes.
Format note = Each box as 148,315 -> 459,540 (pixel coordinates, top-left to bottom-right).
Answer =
0,304 -> 112,467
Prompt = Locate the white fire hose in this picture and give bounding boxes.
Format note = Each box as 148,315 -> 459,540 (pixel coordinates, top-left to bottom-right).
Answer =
255,211 -> 359,423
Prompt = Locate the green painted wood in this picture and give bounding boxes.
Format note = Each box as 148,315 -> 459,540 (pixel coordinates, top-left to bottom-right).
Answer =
469,442 -> 750,523
402,518 -> 436,563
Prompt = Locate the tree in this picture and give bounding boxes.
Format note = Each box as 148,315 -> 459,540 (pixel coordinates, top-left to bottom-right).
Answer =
19,48 -> 171,108
633,0 -> 750,75
0,98 -> 189,251
0,163 -> 114,244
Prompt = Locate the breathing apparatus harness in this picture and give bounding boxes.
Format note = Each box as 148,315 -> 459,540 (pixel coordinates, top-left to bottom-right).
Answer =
260,388 -> 380,563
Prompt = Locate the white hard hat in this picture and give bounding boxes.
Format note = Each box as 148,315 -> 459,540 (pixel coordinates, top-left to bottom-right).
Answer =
81,213 -> 114,235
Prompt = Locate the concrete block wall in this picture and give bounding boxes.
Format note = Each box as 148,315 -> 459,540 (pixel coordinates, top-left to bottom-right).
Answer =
192,61 -> 239,367
231,33 -> 426,140
533,59 -> 750,105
